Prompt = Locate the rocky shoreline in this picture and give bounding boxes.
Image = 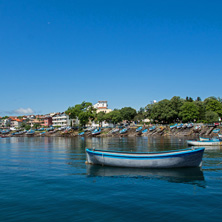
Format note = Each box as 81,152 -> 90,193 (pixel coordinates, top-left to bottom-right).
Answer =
5,125 -> 221,139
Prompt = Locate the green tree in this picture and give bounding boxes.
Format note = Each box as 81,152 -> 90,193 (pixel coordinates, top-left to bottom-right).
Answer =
96,111 -> 106,125
147,99 -> 177,123
179,102 -> 199,122
104,110 -> 123,124
194,100 -> 205,122
170,96 -> 184,121
65,101 -> 96,126
120,107 -> 137,121
204,97 -> 222,117
33,123 -> 40,130
205,111 -> 219,123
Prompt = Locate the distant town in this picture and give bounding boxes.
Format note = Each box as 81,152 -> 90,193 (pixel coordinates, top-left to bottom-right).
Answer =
0,101 -> 117,130
1,96 -> 222,131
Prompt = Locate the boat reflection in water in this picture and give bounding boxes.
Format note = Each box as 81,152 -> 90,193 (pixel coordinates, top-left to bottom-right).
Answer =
87,165 -> 206,188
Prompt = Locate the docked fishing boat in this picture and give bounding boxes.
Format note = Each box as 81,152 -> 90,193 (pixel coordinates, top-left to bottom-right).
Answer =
199,137 -> 210,141
14,130 -> 26,135
136,126 -> 143,132
37,128 -> 45,131
187,123 -> 194,128
149,126 -> 156,131
213,128 -> 220,133
46,127 -> 54,132
170,124 -> 177,129
194,125 -> 201,132
86,147 -> 205,168
92,128 -> 101,136
26,130 -> 35,135
218,134 -> 222,139
177,123 -> 183,129
40,132 -> 45,136
119,128 -> 128,134
187,139 -> 222,146
1,129 -> 10,134
111,128 -> 119,133
78,132 -> 85,136
142,129 -> 148,133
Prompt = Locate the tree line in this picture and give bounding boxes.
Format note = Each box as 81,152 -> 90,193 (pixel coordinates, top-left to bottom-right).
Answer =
65,96 -> 222,126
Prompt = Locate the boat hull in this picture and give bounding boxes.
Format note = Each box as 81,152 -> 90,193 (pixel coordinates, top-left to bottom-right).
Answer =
86,148 -> 204,168
187,140 -> 222,146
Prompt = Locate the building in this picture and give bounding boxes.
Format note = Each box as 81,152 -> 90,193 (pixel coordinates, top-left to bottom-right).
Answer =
42,116 -> 53,127
52,113 -> 71,127
93,101 -> 112,114
10,118 -> 23,128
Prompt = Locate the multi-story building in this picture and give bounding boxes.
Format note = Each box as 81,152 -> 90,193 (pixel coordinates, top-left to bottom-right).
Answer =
10,118 -> 23,128
93,101 -> 112,114
42,116 -> 53,127
52,113 -> 71,127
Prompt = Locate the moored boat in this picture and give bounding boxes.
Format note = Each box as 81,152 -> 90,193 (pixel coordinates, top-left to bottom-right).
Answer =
187,139 -> 222,146
86,147 -> 205,168
213,128 -> 220,133
170,124 -> 177,129
92,127 -> 101,135
136,126 -> 142,132
26,130 -> 35,135
187,123 -> 194,128
177,124 -> 183,129
111,128 -> 119,133
149,126 -> 156,131
199,137 -> 210,141
142,129 -> 148,133
218,134 -> 222,139
119,128 -> 128,134
78,132 -> 85,136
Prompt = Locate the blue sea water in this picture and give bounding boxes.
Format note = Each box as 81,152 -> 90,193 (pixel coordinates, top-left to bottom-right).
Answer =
0,136 -> 222,222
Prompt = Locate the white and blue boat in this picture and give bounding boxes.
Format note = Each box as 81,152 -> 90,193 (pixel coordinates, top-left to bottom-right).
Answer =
119,128 -> 128,134
177,123 -> 183,129
111,128 -> 119,133
1,129 -> 10,134
142,129 -> 148,133
78,132 -> 85,136
199,137 -> 210,141
218,134 -> 222,139
46,127 -> 54,132
187,139 -> 222,146
92,127 -> 101,135
187,123 -> 194,128
37,128 -> 45,131
86,147 -> 205,168
136,126 -> 143,132
26,130 -> 35,135
170,124 -> 178,129
149,126 -> 156,131
213,128 -> 220,133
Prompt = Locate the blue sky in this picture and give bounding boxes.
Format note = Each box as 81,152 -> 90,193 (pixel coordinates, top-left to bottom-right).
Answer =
0,0 -> 222,115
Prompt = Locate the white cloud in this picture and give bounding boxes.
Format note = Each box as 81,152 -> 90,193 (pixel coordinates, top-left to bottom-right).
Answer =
14,108 -> 35,115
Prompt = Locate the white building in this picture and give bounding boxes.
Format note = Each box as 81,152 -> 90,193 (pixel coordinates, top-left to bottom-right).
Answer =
52,113 -> 71,127
93,101 -> 112,114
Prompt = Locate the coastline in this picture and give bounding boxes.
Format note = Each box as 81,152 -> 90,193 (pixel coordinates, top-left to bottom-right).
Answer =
5,124 -> 221,139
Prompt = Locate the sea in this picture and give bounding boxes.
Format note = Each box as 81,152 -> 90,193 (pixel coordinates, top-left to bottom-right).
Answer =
0,136 -> 222,222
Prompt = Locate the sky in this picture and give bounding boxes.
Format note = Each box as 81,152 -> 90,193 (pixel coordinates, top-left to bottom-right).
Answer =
0,0 -> 222,116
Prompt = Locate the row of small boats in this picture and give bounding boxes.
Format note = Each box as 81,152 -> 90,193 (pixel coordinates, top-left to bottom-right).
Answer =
170,123 -> 194,129
78,126 -> 158,136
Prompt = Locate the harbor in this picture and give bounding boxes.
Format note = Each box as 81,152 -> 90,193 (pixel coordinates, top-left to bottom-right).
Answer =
0,136 -> 222,221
